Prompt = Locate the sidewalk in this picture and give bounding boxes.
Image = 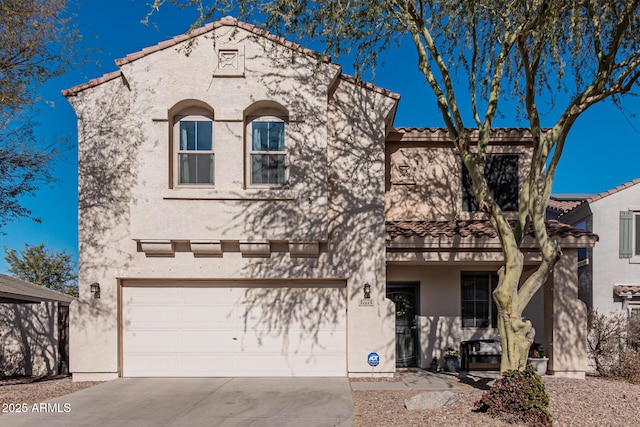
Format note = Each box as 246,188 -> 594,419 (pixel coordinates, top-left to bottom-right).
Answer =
350,369 -> 501,391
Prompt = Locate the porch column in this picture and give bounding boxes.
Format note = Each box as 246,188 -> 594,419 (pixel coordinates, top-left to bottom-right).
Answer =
545,248 -> 587,379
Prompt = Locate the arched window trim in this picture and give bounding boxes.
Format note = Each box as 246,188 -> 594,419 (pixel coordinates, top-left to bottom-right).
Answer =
170,104 -> 215,188
245,102 -> 289,188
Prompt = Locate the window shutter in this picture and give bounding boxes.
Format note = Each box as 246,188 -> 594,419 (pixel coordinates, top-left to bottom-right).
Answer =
620,211 -> 633,258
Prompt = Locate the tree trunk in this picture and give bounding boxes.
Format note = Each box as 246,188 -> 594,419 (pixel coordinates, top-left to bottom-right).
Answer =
496,307 -> 535,371
494,263 -> 535,372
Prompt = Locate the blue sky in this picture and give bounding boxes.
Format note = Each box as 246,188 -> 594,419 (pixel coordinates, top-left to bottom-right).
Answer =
1,0 -> 638,272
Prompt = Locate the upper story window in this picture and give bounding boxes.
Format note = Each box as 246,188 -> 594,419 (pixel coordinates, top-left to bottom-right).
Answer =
619,210 -> 640,259
462,154 -> 519,212
174,112 -> 214,186
246,103 -> 288,187
574,219 -> 589,266
461,272 -> 498,328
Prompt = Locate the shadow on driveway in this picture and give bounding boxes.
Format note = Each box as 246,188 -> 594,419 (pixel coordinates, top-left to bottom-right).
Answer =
1,377 -> 354,426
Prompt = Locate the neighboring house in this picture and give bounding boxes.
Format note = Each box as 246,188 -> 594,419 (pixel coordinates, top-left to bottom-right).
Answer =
63,18 -> 596,381
0,274 -> 74,376
549,178 -> 640,316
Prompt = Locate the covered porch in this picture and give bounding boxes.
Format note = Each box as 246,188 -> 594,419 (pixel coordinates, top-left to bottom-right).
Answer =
385,220 -> 598,378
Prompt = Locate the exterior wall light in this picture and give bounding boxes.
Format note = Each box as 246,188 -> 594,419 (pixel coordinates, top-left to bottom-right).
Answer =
363,282 -> 371,299
90,282 -> 101,299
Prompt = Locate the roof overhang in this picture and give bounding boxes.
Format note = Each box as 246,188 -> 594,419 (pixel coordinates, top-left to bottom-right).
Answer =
0,293 -> 45,304
614,285 -> 640,298
386,219 -> 598,263
0,274 -> 75,305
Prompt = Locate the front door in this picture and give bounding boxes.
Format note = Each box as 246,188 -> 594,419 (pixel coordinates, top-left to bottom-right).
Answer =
386,283 -> 419,368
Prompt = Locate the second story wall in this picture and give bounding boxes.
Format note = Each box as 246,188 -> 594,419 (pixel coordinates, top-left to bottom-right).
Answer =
122,25 -> 338,243
385,129 -> 534,221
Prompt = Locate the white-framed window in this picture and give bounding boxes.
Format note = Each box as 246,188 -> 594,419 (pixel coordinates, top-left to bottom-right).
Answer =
247,116 -> 287,186
619,210 -> 640,259
174,114 -> 214,186
461,272 -> 499,328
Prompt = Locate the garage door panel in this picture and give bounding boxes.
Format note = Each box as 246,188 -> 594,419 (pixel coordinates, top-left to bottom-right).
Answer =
180,355 -> 236,375
240,290 -> 346,327
126,286 -> 181,301
181,305 -> 237,325
181,286 -> 236,300
181,330 -> 235,351
125,354 -> 180,375
124,330 -> 181,349
238,329 -> 346,354
126,305 -> 182,324
122,283 -> 346,377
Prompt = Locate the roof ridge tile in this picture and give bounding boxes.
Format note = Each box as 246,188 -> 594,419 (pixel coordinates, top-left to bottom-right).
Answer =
63,18 -> 395,100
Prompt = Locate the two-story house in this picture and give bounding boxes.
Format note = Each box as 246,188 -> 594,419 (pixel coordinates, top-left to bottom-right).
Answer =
64,18 -> 596,381
549,178 -> 640,316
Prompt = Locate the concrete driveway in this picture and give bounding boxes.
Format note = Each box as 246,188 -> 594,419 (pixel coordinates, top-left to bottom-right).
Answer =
1,378 -> 354,426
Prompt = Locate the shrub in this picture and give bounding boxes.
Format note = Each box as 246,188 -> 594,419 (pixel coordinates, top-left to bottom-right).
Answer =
587,310 -> 625,375
610,349 -> 640,384
474,364 -> 552,426
587,309 -> 640,383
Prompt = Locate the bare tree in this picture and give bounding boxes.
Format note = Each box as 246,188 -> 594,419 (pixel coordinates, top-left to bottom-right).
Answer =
0,0 -> 79,229
147,0 -> 640,373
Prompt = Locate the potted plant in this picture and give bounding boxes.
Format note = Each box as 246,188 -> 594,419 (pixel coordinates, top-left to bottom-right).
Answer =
527,346 -> 548,375
443,347 -> 461,372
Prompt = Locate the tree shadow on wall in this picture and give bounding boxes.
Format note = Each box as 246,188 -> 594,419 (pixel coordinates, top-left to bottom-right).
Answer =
547,252 -> 587,376
201,36 -> 397,371
76,82 -> 145,274
0,302 -> 58,376
72,80 -> 147,335
385,139 -> 460,221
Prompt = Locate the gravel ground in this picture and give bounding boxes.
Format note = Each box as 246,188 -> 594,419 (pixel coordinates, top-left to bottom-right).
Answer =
352,374 -> 640,427
1,374 -> 639,425
0,376 -> 102,414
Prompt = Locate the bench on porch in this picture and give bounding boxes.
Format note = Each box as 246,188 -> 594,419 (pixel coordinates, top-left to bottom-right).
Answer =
461,339 -> 502,371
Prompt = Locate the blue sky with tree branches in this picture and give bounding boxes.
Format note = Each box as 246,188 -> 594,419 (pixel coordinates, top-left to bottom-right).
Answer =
1,0 -> 638,273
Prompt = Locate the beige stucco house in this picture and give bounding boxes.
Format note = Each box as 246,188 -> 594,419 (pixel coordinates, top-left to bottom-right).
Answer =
63,18 -> 596,381
549,178 -> 640,316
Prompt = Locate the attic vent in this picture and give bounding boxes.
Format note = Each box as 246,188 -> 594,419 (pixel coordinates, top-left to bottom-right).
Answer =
218,50 -> 238,69
214,44 -> 245,77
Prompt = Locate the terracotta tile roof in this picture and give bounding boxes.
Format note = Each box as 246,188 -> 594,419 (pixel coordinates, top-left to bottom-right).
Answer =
388,127 -> 551,143
114,17 -> 332,67
63,17 -> 397,100
339,74 -> 400,100
582,177 -> 640,205
386,219 -> 598,241
551,178 -> 640,217
614,285 -> 640,296
547,198 -> 585,214
62,70 -> 123,97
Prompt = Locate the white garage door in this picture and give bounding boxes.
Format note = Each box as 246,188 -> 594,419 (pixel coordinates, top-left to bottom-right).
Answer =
122,282 -> 346,377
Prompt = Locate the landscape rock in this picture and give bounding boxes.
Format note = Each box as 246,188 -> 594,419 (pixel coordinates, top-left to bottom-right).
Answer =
404,391 -> 460,410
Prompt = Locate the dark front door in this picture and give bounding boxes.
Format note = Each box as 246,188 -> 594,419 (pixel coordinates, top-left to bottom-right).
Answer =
386,283 -> 419,368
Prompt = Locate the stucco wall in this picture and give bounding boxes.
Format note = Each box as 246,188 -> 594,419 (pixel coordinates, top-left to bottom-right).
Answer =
69,25 -> 396,379
385,139 -> 533,220
328,80 -> 396,375
0,302 -> 62,376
